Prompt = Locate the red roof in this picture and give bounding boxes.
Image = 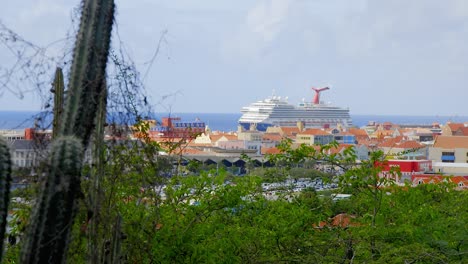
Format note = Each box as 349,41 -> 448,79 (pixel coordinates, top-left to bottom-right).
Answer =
447,123 -> 464,132
395,140 -> 424,149
280,127 -> 301,137
433,135 -> 468,148
262,133 -> 283,141
314,214 -> 359,229
325,144 -> 354,154
412,175 -> 468,189
261,147 -> 282,155
377,136 -> 405,148
455,127 -> 468,136
348,128 -> 369,137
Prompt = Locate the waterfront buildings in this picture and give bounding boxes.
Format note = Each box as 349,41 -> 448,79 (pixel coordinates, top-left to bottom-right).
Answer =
3,117 -> 468,183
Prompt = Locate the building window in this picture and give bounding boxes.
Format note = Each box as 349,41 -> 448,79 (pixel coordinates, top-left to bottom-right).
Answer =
441,152 -> 455,163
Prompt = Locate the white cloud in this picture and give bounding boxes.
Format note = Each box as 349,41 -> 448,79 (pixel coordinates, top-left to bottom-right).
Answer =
222,0 -> 294,65
246,0 -> 292,42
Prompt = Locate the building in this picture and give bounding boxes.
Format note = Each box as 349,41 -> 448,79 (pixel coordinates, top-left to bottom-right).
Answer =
428,136 -> 468,174
237,126 -> 263,142
378,160 -> 432,183
265,126 -> 302,139
295,129 -> 334,145
348,128 -> 370,143
0,130 -> 24,141
148,117 -> 206,140
411,175 -> 468,190
377,137 -> 426,159
327,128 -> 356,144
453,127 -> 468,136
8,140 -> 42,168
441,123 -> 467,136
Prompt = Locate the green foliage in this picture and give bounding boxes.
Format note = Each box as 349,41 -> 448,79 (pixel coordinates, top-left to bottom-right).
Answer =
47,137 -> 466,263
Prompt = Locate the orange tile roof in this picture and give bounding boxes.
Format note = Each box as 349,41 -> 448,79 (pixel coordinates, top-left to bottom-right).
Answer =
412,176 -> 468,187
447,123 -> 464,132
279,127 -> 301,136
394,140 -> 424,149
455,127 -> 468,136
378,136 -> 405,148
209,135 -> 222,141
180,148 -> 206,155
261,147 -> 281,155
299,129 -> 331,136
222,134 -> 238,140
433,135 -> 468,149
451,176 -> 468,185
357,139 -> 379,147
327,144 -> 354,154
210,134 -> 239,142
314,214 -> 359,229
348,128 -> 368,136
262,133 -> 283,141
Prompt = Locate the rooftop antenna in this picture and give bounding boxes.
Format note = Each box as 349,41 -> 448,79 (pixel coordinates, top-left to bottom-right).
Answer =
311,86 -> 330,104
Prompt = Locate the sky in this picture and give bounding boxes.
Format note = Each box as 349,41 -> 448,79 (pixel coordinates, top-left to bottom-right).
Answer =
1,0 -> 467,116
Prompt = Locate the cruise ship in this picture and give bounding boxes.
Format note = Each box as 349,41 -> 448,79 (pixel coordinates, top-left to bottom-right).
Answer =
238,87 -> 353,131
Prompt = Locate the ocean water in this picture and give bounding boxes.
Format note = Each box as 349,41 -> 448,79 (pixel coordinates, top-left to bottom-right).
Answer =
1,111 -> 467,132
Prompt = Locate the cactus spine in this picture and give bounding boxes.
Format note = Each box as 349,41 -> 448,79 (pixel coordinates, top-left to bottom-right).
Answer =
0,137 -> 12,262
51,67 -> 65,139
21,0 -> 115,263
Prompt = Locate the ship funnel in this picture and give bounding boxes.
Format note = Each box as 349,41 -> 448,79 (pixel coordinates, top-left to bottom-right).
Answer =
311,86 -> 330,104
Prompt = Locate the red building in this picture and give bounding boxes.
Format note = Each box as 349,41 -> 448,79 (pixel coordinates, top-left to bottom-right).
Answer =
377,160 -> 432,183
24,128 -> 52,141
379,160 -> 432,173
150,117 -> 205,139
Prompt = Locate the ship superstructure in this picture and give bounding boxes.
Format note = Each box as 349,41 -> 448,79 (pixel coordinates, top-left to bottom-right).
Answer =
238,87 -> 353,131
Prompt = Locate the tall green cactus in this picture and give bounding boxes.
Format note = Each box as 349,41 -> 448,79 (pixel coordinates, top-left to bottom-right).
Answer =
0,137 -> 12,262
88,80 -> 108,263
21,136 -> 83,263
51,67 -> 65,139
21,0 -> 115,263
61,0 -> 115,147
